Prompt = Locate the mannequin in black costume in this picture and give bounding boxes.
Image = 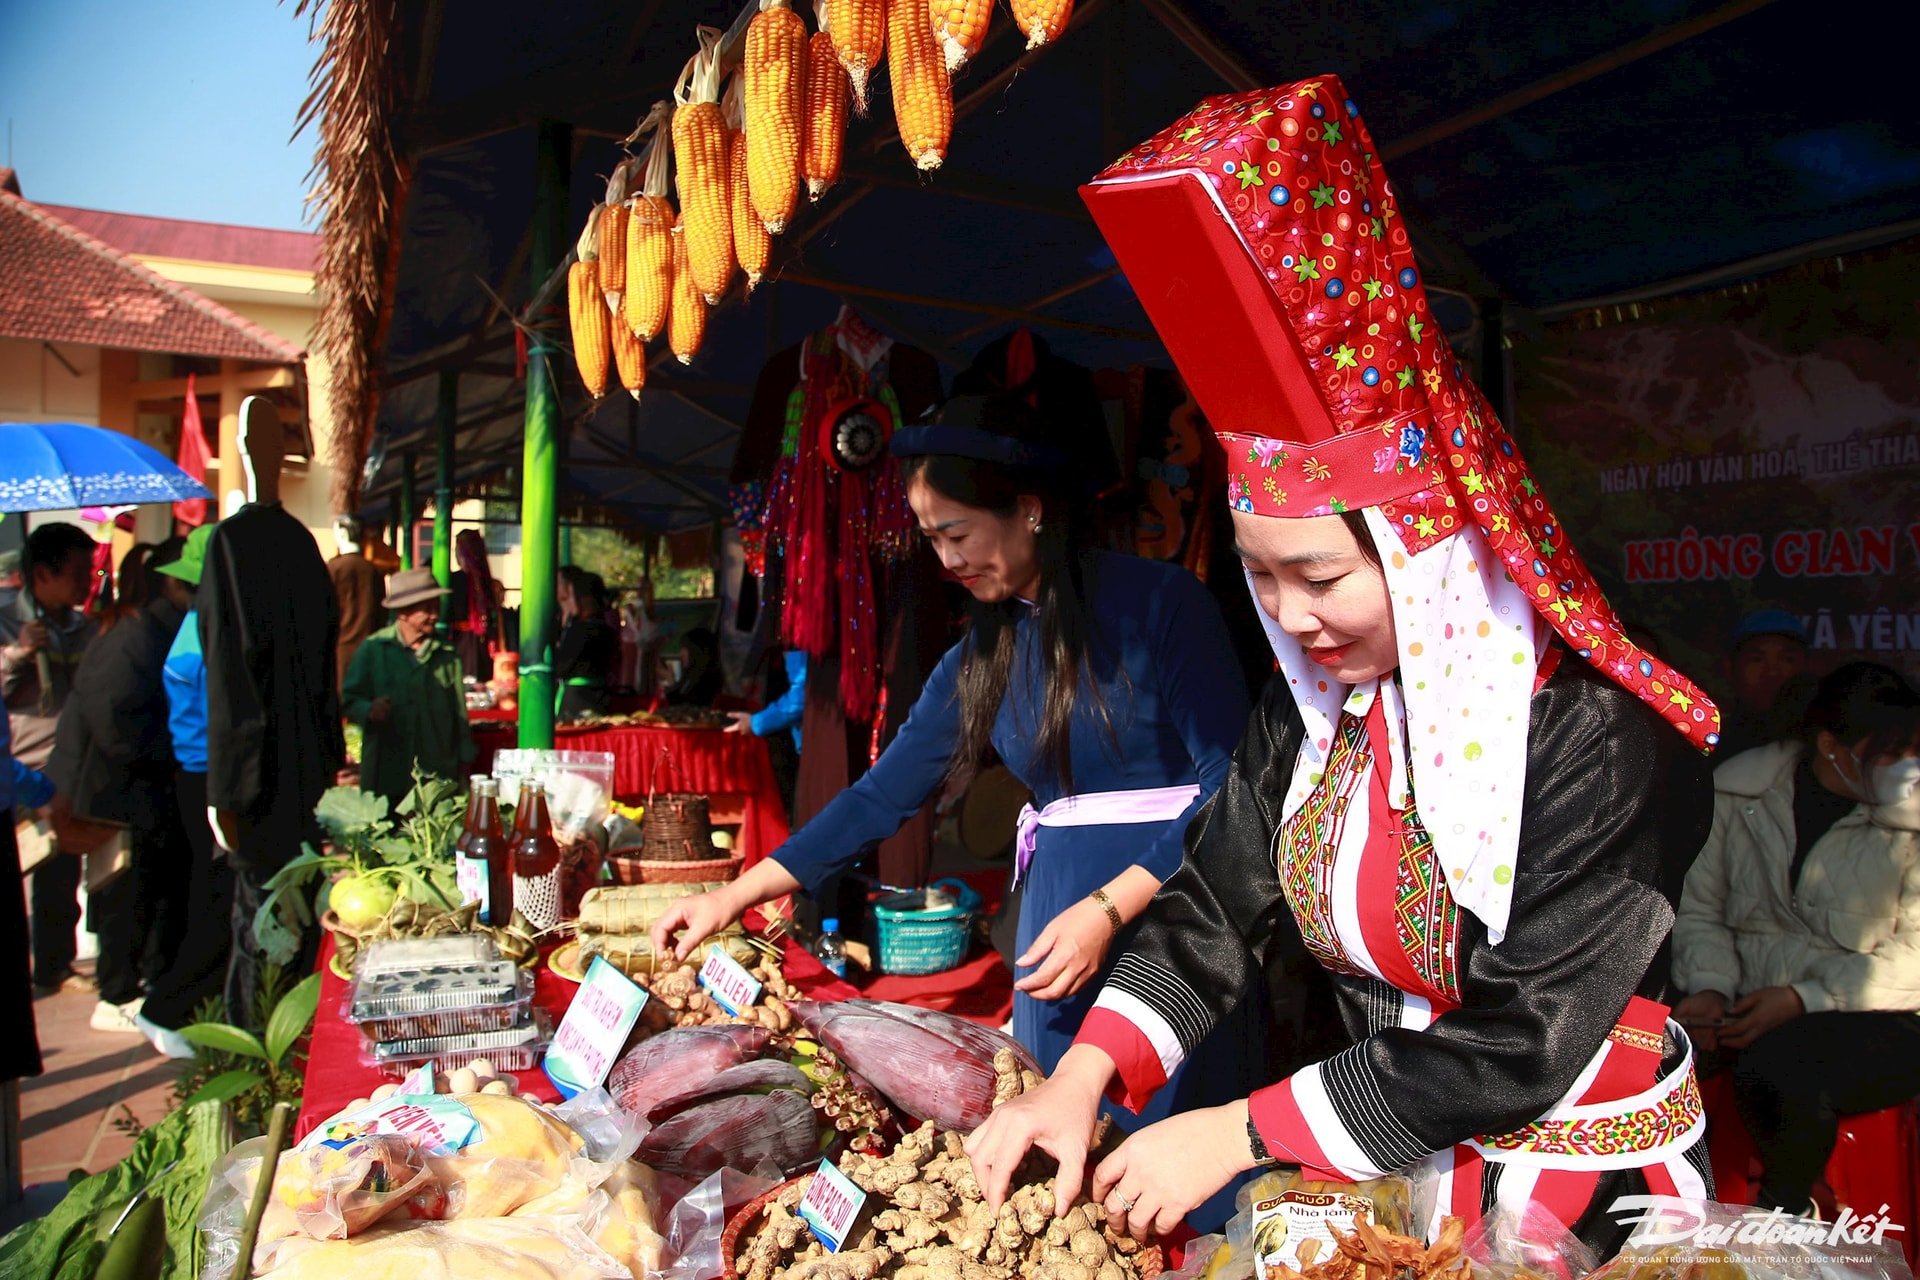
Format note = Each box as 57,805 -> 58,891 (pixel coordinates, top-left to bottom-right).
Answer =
201,398 -> 343,1027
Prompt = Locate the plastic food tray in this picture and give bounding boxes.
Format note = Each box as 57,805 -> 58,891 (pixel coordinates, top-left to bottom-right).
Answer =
346,960 -> 528,1041
355,935 -> 498,977
371,1009 -> 553,1075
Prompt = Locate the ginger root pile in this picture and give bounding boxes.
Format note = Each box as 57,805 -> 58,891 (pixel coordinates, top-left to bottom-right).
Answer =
737,1050 -> 1148,1280
636,953 -> 801,1033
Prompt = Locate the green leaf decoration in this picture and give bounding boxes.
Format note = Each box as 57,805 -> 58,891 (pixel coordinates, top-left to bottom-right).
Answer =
177,1023 -> 268,1061
315,785 -> 391,838
265,972 -> 322,1066
184,1069 -> 266,1107
252,891 -> 300,968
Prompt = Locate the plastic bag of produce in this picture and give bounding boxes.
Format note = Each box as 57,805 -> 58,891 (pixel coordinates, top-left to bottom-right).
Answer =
608,1025 -> 774,1120
256,1215 -> 632,1280
1220,1169 -> 1423,1279
1459,1202 -> 1598,1280
652,1167 -> 781,1280
269,1132 -> 436,1239
634,1089 -> 821,1182
1586,1198 -> 1914,1280
787,998 -> 1036,1132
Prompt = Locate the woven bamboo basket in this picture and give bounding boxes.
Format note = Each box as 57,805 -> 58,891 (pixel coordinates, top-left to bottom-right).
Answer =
639,792 -> 718,861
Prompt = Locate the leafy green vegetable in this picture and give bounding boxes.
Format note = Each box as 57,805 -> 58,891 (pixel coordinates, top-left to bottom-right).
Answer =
0,1100 -> 229,1280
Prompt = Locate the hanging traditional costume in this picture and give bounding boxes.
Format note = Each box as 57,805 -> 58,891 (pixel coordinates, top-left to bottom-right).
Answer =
1072,77 -> 1722,1255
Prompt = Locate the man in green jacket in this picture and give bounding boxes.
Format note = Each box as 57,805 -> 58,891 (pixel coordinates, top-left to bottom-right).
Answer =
341,567 -> 474,807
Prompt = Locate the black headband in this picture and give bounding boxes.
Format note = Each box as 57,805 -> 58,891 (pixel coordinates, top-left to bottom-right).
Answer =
888,424 -> 1068,470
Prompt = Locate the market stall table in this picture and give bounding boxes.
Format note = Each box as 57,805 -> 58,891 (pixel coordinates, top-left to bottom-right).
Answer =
469,721 -> 790,864
296,932 -> 858,1139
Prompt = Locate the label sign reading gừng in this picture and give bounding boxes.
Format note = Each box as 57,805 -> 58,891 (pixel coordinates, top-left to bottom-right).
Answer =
798,1158 -> 869,1252
697,943 -> 762,1016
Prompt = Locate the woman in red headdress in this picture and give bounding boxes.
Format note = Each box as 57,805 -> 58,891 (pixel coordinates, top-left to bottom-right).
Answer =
967,77 -> 1722,1256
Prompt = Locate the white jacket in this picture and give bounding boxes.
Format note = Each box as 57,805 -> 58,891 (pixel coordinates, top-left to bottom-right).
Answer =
1672,741 -> 1920,1015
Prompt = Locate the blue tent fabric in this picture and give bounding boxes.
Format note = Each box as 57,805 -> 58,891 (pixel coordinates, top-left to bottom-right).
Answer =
358,0 -> 1920,529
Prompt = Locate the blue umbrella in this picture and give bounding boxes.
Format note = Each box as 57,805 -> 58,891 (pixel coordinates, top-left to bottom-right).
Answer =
0,420 -> 213,513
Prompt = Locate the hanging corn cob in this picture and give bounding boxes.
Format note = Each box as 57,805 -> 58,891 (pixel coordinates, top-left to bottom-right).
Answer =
624,102 -> 676,342
744,0 -> 806,234
886,0 -> 951,171
672,27 -> 735,304
569,211 -> 611,398
932,0 -> 992,72
802,27 -> 848,199
1010,0 -> 1073,49
598,160 -> 633,317
668,222 -> 707,365
611,301 -> 648,397
724,81 -> 771,289
822,0 -> 884,115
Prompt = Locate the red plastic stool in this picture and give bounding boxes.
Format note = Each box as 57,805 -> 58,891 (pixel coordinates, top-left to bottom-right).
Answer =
1702,1070 -> 1920,1269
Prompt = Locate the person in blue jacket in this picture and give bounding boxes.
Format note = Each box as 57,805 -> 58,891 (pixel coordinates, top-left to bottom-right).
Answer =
3,698 -> 55,1084
136,523 -> 232,1056
726,650 -> 807,750
653,393 -> 1262,1156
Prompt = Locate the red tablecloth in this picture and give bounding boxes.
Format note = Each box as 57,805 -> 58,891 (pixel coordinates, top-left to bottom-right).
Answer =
470,723 -> 790,866
296,933 -> 860,1139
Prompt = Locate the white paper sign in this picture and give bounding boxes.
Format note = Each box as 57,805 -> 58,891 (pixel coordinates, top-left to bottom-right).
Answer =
544,956 -> 650,1096
798,1159 -> 869,1252
697,943 -> 763,1016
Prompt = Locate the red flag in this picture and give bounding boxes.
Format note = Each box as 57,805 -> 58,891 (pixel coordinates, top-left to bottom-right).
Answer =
174,373 -> 212,528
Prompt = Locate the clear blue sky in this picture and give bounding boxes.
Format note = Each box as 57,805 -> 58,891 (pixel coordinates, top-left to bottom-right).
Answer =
0,0 -> 316,230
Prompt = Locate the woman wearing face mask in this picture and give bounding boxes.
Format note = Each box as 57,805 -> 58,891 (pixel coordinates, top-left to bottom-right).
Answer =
966,77 -> 1722,1256
650,392 -> 1261,1127
1672,661 -> 1920,1215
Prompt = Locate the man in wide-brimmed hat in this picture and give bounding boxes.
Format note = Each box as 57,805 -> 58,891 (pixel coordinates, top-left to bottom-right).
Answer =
340,567 -> 473,808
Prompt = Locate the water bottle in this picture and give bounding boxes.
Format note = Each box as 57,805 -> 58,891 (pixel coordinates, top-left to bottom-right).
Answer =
814,917 -> 847,979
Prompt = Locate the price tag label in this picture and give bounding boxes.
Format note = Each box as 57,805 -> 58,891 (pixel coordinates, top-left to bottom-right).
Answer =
544,955 -> 650,1097
797,1158 -> 869,1252
697,943 -> 763,1016
300,1094 -> 479,1155
454,853 -> 488,914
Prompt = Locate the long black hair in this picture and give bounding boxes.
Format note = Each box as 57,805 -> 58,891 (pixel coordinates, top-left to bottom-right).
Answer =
901,394 -> 1121,793
1793,661 -> 1920,760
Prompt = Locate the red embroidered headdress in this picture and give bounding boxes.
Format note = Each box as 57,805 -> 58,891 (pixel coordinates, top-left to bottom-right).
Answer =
1082,76 -> 1719,753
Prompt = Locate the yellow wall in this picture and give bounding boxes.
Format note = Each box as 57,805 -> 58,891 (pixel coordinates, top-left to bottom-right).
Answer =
0,337 -> 103,423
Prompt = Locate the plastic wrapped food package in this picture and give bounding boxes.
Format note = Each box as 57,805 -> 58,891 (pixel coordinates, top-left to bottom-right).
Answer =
356,935 -> 500,977
369,1009 -> 554,1075
1218,1170 -> 1422,1279
787,999 -> 1036,1132
493,750 -> 616,843
347,959 -> 525,1040
254,1216 -> 632,1280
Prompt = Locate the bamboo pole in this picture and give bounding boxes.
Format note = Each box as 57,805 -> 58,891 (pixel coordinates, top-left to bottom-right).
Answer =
518,119 -> 570,750
434,370 -> 457,632
398,454 -> 417,569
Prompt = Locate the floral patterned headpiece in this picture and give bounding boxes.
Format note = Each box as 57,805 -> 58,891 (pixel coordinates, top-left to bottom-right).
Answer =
1083,76 -> 1720,751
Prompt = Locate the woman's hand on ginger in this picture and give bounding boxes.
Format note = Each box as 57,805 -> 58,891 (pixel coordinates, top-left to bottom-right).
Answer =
964,1045 -> 1109,1218
1091,1102 -> 1255,1241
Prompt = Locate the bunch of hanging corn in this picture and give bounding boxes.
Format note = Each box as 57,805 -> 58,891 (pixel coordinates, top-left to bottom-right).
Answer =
823,0 -> 885,114
933,0 -> 992,72
668,223 -> 707,364
1010,0 -> 1073,49
611,304 -> 648,397
744,0 -> 806,234
624,103 -> 677,342
569,211 -> 611,398
673,27 -> 735,303
598,162 -> 633,318
803,28 -> 848,198
724,81 -> 772,289
886,0 -> 951,171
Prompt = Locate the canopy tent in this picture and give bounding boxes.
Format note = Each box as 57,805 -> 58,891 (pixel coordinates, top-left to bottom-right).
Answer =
321,0 -> 1920,534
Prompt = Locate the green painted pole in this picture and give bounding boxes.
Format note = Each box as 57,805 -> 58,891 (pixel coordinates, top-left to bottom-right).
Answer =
434,370 -> 457,633
517,118 -> 570,750
398,455 -> 416,570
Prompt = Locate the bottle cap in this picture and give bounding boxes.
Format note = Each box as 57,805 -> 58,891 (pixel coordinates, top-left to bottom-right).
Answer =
821,918 -> 839,933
